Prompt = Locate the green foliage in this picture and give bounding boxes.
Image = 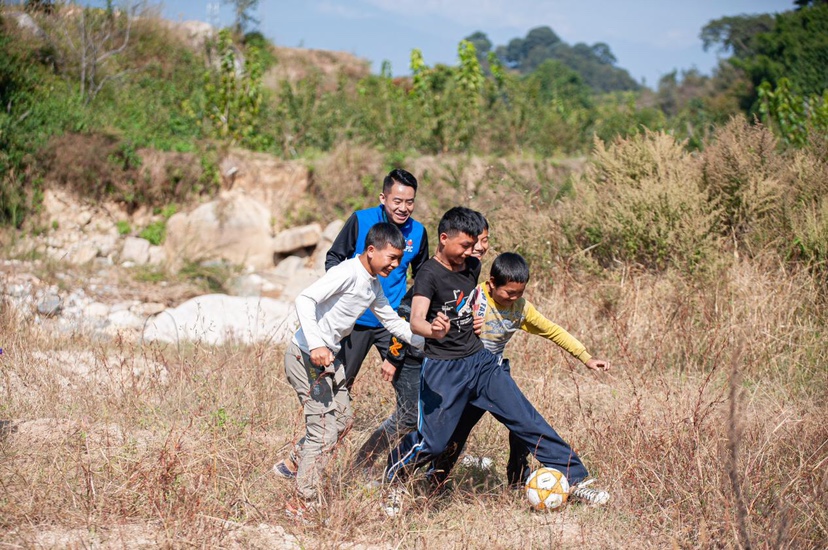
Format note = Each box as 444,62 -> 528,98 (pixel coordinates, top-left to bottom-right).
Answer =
197,29 -> 264,147
493,26 -> 639,92
562,131 -> 720,273
139,220 -> 166,245
116,220 -> 131,235
408,41 -> 485,152
758,77 -> 828,147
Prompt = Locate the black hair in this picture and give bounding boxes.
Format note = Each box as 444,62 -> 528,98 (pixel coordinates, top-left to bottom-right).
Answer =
383,168 -> 418,194
490,252 -> 530,286
437,207 -> 484,238
477,212 -> 489,232
365,222 -> 405,251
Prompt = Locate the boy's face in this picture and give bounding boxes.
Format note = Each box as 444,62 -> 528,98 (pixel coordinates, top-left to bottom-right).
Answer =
471,228 -> 490,259
488,279 -> 526,307
366,244 -> 404,277
380,182 -> 416,226
440,231 -> 477,266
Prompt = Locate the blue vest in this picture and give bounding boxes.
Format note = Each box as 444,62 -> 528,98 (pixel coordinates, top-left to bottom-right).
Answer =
353,205 -> 425,327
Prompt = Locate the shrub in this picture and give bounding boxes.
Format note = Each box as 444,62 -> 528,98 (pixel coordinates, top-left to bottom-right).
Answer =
139,220 -> 165,246
561,130 -> 721,273
700,117 -> 786,256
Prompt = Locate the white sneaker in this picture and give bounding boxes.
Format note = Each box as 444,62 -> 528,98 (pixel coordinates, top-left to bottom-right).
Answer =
569,479 -> 610,506
383,485 -> 407,517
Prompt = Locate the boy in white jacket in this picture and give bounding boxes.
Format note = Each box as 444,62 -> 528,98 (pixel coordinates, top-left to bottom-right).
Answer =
283,222 -> 426,515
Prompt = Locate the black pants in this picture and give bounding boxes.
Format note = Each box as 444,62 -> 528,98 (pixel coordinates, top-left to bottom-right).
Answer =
336,324 -> 392,389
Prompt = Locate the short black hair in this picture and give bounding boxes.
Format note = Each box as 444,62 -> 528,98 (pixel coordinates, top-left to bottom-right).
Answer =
383,168 -> 418,194
477,212 -> 489,232
437,207 -> 484,238
365,222 -> 405,251
490,252 -> 530,286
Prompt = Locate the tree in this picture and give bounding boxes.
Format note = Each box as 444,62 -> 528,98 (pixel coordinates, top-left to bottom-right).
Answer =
223,0 -> 259,35
700,14 -> 775,58
46,1 -> 141,104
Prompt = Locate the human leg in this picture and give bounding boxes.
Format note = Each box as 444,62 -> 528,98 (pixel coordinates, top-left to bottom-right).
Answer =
471,357 -> 589,486
506,431 -> 530,487
428,404 -> 487,486
353,356 -> 421,470
385,355 -> 476,483
283,342 -> 345,502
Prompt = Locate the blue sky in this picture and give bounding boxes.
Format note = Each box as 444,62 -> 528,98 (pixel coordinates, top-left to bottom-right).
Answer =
159,0 -> 795,88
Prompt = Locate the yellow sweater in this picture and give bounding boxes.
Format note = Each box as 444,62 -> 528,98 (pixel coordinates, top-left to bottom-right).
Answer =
475,284 -> 592,364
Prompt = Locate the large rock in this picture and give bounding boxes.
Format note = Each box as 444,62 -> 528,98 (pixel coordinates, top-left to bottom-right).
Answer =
141,294 -> 297,346
218,151 -> 309,230
273,223 -> 322,254
163,192 -> 274,272
312,219 -> 344,270
121,237 -> 151,265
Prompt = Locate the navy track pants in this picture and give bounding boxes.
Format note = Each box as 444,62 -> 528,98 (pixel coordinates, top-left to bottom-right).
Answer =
385,347 -> 589,486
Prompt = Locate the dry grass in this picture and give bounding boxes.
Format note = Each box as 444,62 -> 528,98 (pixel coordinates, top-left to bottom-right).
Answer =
1,255 -> 825,548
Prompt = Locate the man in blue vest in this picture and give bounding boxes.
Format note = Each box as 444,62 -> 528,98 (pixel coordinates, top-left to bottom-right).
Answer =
325,168 -> 429,389
273,168 -> 429,480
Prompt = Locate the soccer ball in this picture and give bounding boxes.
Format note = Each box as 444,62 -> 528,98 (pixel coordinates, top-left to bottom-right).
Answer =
525,467 -> 570,511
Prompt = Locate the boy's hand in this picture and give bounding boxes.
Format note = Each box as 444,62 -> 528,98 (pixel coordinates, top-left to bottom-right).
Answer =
381,360 -> 397,382
310,347 -> 335,368
585,358 -> 610,371
473,314 -> 484,335
430,312 -> 451,339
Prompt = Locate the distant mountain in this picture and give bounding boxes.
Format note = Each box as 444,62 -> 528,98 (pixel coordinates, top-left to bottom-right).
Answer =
466,27 -> 639,93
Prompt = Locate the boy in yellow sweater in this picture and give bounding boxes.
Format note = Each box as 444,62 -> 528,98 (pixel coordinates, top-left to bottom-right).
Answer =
429,252 -> 610,503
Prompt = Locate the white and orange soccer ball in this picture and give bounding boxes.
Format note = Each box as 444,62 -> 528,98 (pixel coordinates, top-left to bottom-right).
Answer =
524,467 -> 570,511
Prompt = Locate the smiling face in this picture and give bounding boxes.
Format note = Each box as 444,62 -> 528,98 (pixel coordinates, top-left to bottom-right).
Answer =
487,279 -> 526,307
439,231 -> 478,268
380,182 -> 416,226
471,228 -> 490,259
366,243 -> 404,277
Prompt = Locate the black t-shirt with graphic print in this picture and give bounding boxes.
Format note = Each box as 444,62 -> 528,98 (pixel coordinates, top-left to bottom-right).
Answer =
412,256 -> 483,359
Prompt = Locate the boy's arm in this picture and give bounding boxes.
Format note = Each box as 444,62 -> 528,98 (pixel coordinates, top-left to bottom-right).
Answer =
370,293 -> 425,350
521,301 -> 592,364
410,295 -> 450,339
295,268 -> 351,365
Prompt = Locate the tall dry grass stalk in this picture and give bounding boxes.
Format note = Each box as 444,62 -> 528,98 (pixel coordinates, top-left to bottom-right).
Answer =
1,254 -> 826,548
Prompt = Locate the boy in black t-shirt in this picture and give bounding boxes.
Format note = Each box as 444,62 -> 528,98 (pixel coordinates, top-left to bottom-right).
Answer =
383,207 -> 599,516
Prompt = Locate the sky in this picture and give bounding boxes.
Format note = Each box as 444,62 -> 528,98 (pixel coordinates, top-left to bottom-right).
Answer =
157,0 -> 795,88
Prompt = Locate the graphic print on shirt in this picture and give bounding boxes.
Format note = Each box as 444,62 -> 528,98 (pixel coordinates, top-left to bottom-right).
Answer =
441,289 -> 475,328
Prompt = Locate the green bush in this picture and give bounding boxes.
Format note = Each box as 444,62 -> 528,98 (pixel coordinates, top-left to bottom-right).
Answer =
139,220 -> 166,246
562,131 -> 721,273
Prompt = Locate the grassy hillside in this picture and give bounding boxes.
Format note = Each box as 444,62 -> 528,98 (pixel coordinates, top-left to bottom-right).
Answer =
0,5 -> 826,547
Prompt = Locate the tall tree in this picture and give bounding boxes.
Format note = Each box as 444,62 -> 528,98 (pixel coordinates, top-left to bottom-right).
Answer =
223,0 -> 259,35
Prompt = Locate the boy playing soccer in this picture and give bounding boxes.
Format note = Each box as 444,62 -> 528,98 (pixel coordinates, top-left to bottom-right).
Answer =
282,223 -> 423,516
428,252 -> 610,498
352,215 -> 490,474
384,208 -> 607,515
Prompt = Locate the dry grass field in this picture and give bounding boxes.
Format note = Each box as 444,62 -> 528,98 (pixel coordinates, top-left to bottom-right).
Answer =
1,255 -> 825,549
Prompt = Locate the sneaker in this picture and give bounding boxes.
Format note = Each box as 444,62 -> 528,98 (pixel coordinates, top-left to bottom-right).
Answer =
273,458 -> 297,479
569,479 -> 610,506
383,485 -> 407,518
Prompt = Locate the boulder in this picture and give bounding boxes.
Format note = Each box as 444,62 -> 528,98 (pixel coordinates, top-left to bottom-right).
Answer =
121,237 -> 151,265
163,192 -> 275,272
147,245 -> 166,266
228,273 -> 278,297
218,151 -> 310,230
67,243 -> 99,265
312,219 -> 344,270
273,223 -> 322,254
142,294 -> 297,346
